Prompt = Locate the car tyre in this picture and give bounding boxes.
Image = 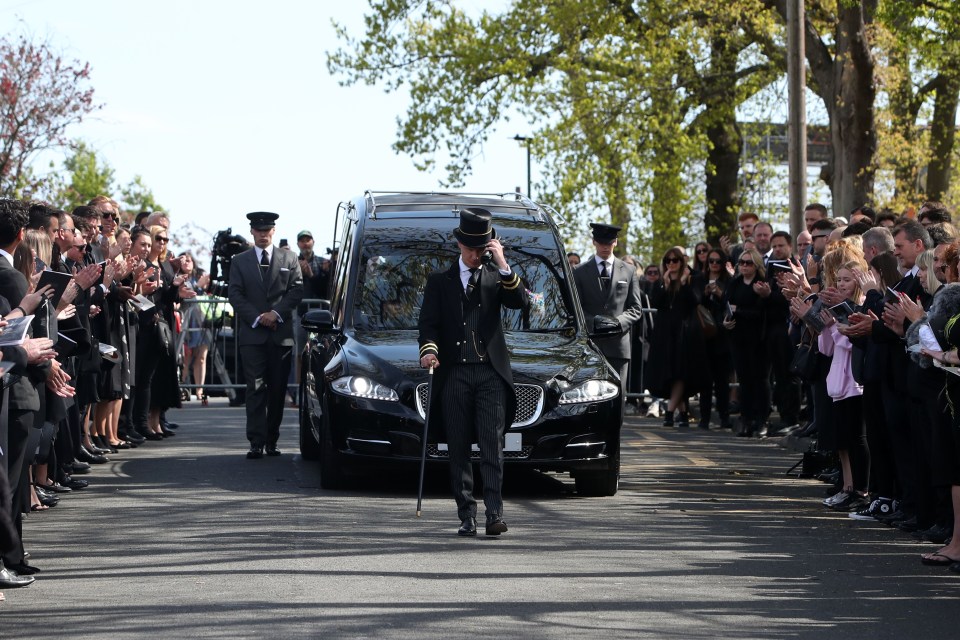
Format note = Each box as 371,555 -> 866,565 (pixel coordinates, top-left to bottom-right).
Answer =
574,440 -> 620,497
317,393 -> 348,490
299,379 -> 322,461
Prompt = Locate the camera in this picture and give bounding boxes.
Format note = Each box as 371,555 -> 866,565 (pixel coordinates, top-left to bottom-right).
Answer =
208,227 -> 251,294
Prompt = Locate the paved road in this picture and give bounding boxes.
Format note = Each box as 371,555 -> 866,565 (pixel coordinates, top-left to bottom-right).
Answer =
4,400 -> 960,638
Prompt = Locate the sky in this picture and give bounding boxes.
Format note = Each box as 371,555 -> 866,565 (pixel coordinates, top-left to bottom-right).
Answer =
1,0 -> 532,257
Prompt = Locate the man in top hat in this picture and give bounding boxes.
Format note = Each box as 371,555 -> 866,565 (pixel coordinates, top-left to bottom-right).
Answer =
573,222 -> 644,390
228,211 -> 304,458
418,207 -> 529,536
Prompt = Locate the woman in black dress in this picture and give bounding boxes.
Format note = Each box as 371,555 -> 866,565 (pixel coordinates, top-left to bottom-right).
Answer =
723,248 -> 771,437
697,249 -> 733,429
644,247 -> 707,427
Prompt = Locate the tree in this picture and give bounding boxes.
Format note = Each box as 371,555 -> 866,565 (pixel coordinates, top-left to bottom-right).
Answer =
58,140 -> 114,209
330,0 -> 782,259
0,32 -> 100,197
877,0 -> 960,205
120,174 -> 163,219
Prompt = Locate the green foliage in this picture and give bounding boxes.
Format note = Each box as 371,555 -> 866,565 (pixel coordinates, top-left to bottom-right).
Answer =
120,175 -> 163,218
330,0 -> 782,260
58,140 -> 114,209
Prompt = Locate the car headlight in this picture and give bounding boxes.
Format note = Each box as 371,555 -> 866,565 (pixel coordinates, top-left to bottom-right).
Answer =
331,376 -> 399,402
558,379 -> 619,404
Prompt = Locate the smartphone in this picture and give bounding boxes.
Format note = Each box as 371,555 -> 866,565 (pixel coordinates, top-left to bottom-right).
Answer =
883,286 -> 901,305
767,260 -> 791,271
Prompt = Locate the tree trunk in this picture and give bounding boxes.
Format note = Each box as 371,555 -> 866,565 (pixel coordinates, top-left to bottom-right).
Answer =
702,36 -> 742,247
828,2 -> 877,216
926,73 -> 960,201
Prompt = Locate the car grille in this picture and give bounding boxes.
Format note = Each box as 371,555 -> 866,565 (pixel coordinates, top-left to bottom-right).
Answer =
416,383 -> 543,428
427,445 -> 534,459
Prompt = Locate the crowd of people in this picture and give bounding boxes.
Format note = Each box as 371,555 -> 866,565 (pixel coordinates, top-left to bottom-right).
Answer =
0,196 -> 220,594
571,201 -> 960,573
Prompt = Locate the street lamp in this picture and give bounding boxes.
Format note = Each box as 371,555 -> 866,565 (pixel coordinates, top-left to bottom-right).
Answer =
512,134 -> 532,197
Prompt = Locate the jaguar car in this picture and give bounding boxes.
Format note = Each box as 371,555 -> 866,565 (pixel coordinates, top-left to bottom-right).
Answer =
299,191 -> 623,495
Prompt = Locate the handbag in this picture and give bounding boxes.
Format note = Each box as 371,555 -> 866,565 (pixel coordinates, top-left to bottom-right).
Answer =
789,331 -> 819,381
696,304 -> 717,339
156,318 -> 174,357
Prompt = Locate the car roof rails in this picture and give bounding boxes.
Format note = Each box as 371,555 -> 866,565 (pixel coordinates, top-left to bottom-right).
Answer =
361,190 -> 564,224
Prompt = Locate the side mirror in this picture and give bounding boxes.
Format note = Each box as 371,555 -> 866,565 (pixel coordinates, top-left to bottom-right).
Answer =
301,309 -> 335,333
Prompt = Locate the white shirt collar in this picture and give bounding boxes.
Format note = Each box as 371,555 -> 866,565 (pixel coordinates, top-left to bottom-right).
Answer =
0,248 -> 12,267
907,264 -> 920,277
257,246 -> 273,262
595,255 -> 612,269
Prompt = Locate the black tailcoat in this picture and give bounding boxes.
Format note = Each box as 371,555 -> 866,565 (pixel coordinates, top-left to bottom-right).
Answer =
418,261 -> 529,431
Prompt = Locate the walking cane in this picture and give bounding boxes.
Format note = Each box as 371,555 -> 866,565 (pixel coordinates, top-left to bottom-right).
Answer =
416,364 -> 435,517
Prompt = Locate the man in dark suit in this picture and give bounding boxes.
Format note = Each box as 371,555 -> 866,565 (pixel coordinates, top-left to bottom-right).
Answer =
228,212 -> 303,459
848,219 -> 933,528
572,223 -> 643,390
418,208 -> 528,537
0,198 -> 59,585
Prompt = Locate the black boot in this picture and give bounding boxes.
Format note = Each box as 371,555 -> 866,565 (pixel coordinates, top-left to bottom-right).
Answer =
677,411 -> 689,427
663,411 -> 674,427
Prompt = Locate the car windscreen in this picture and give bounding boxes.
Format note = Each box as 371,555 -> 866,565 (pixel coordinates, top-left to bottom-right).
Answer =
352,228 -> 575,332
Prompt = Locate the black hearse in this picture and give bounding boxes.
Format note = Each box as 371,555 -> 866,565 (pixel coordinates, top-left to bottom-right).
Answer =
299,192 -> 623,495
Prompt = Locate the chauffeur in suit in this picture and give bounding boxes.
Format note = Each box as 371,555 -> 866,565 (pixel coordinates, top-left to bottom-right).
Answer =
228,212 -> 303,459
418,208 -> 528,537
572,223 -> 644,389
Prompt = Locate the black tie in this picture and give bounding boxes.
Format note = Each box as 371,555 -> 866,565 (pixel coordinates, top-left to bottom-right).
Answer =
467,267 -> 480,296
600,261 -> 610,292
260,250 -> 270,271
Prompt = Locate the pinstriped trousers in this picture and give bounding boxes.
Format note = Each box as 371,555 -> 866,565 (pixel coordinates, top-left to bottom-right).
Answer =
441,363 -> 507,520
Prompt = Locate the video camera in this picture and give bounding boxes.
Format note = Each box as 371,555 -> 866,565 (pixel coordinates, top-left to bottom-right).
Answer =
208,228 -> 250,294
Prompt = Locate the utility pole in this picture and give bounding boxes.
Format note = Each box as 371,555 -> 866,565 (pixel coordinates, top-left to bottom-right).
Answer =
787,0 -> 807,240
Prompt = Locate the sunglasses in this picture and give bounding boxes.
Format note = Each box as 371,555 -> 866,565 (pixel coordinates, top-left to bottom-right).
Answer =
738,260 -> 755,266
708,258 -> 724,264
696,248 -> 708,254
155,236 -> 169,243
664,257 -> 681,264
645,270 -> 660,276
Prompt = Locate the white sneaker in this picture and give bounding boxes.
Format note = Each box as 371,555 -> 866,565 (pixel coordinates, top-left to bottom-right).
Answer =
822,490 -> 849,507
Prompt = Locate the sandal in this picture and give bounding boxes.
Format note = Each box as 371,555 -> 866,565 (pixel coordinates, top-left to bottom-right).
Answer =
920,551 -> 960,566
30,502 -> 49,512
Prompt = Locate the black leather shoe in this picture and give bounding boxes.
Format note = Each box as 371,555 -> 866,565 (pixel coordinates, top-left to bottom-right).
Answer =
76,447 -> 108,464
162,420 -> 180,430
247,445 -> 264,460
71,461 -> 91,474
136,429 -> 163,441
124,431 -> 146,445
0,567 -> 35,588
37,481 -> 71,494
160,427 -> 176,437
458,517 -> 477,536
266,445 -> 282,457
5,562 -> 39,575
485,515 -> 508,536
35,487 -> 59,507
921,524 -> 954,545
63,477 -> 89,490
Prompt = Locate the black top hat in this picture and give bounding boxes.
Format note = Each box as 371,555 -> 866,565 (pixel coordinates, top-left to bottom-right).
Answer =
454,207 -> 497,248
590,222 -> 621,244
246,211 -> 279,230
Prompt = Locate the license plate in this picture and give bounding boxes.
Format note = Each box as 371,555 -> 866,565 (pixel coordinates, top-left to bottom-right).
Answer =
437,434 -> 522,453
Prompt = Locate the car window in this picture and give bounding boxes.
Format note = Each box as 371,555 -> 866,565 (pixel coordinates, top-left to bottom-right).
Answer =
352,236 -> 574,332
